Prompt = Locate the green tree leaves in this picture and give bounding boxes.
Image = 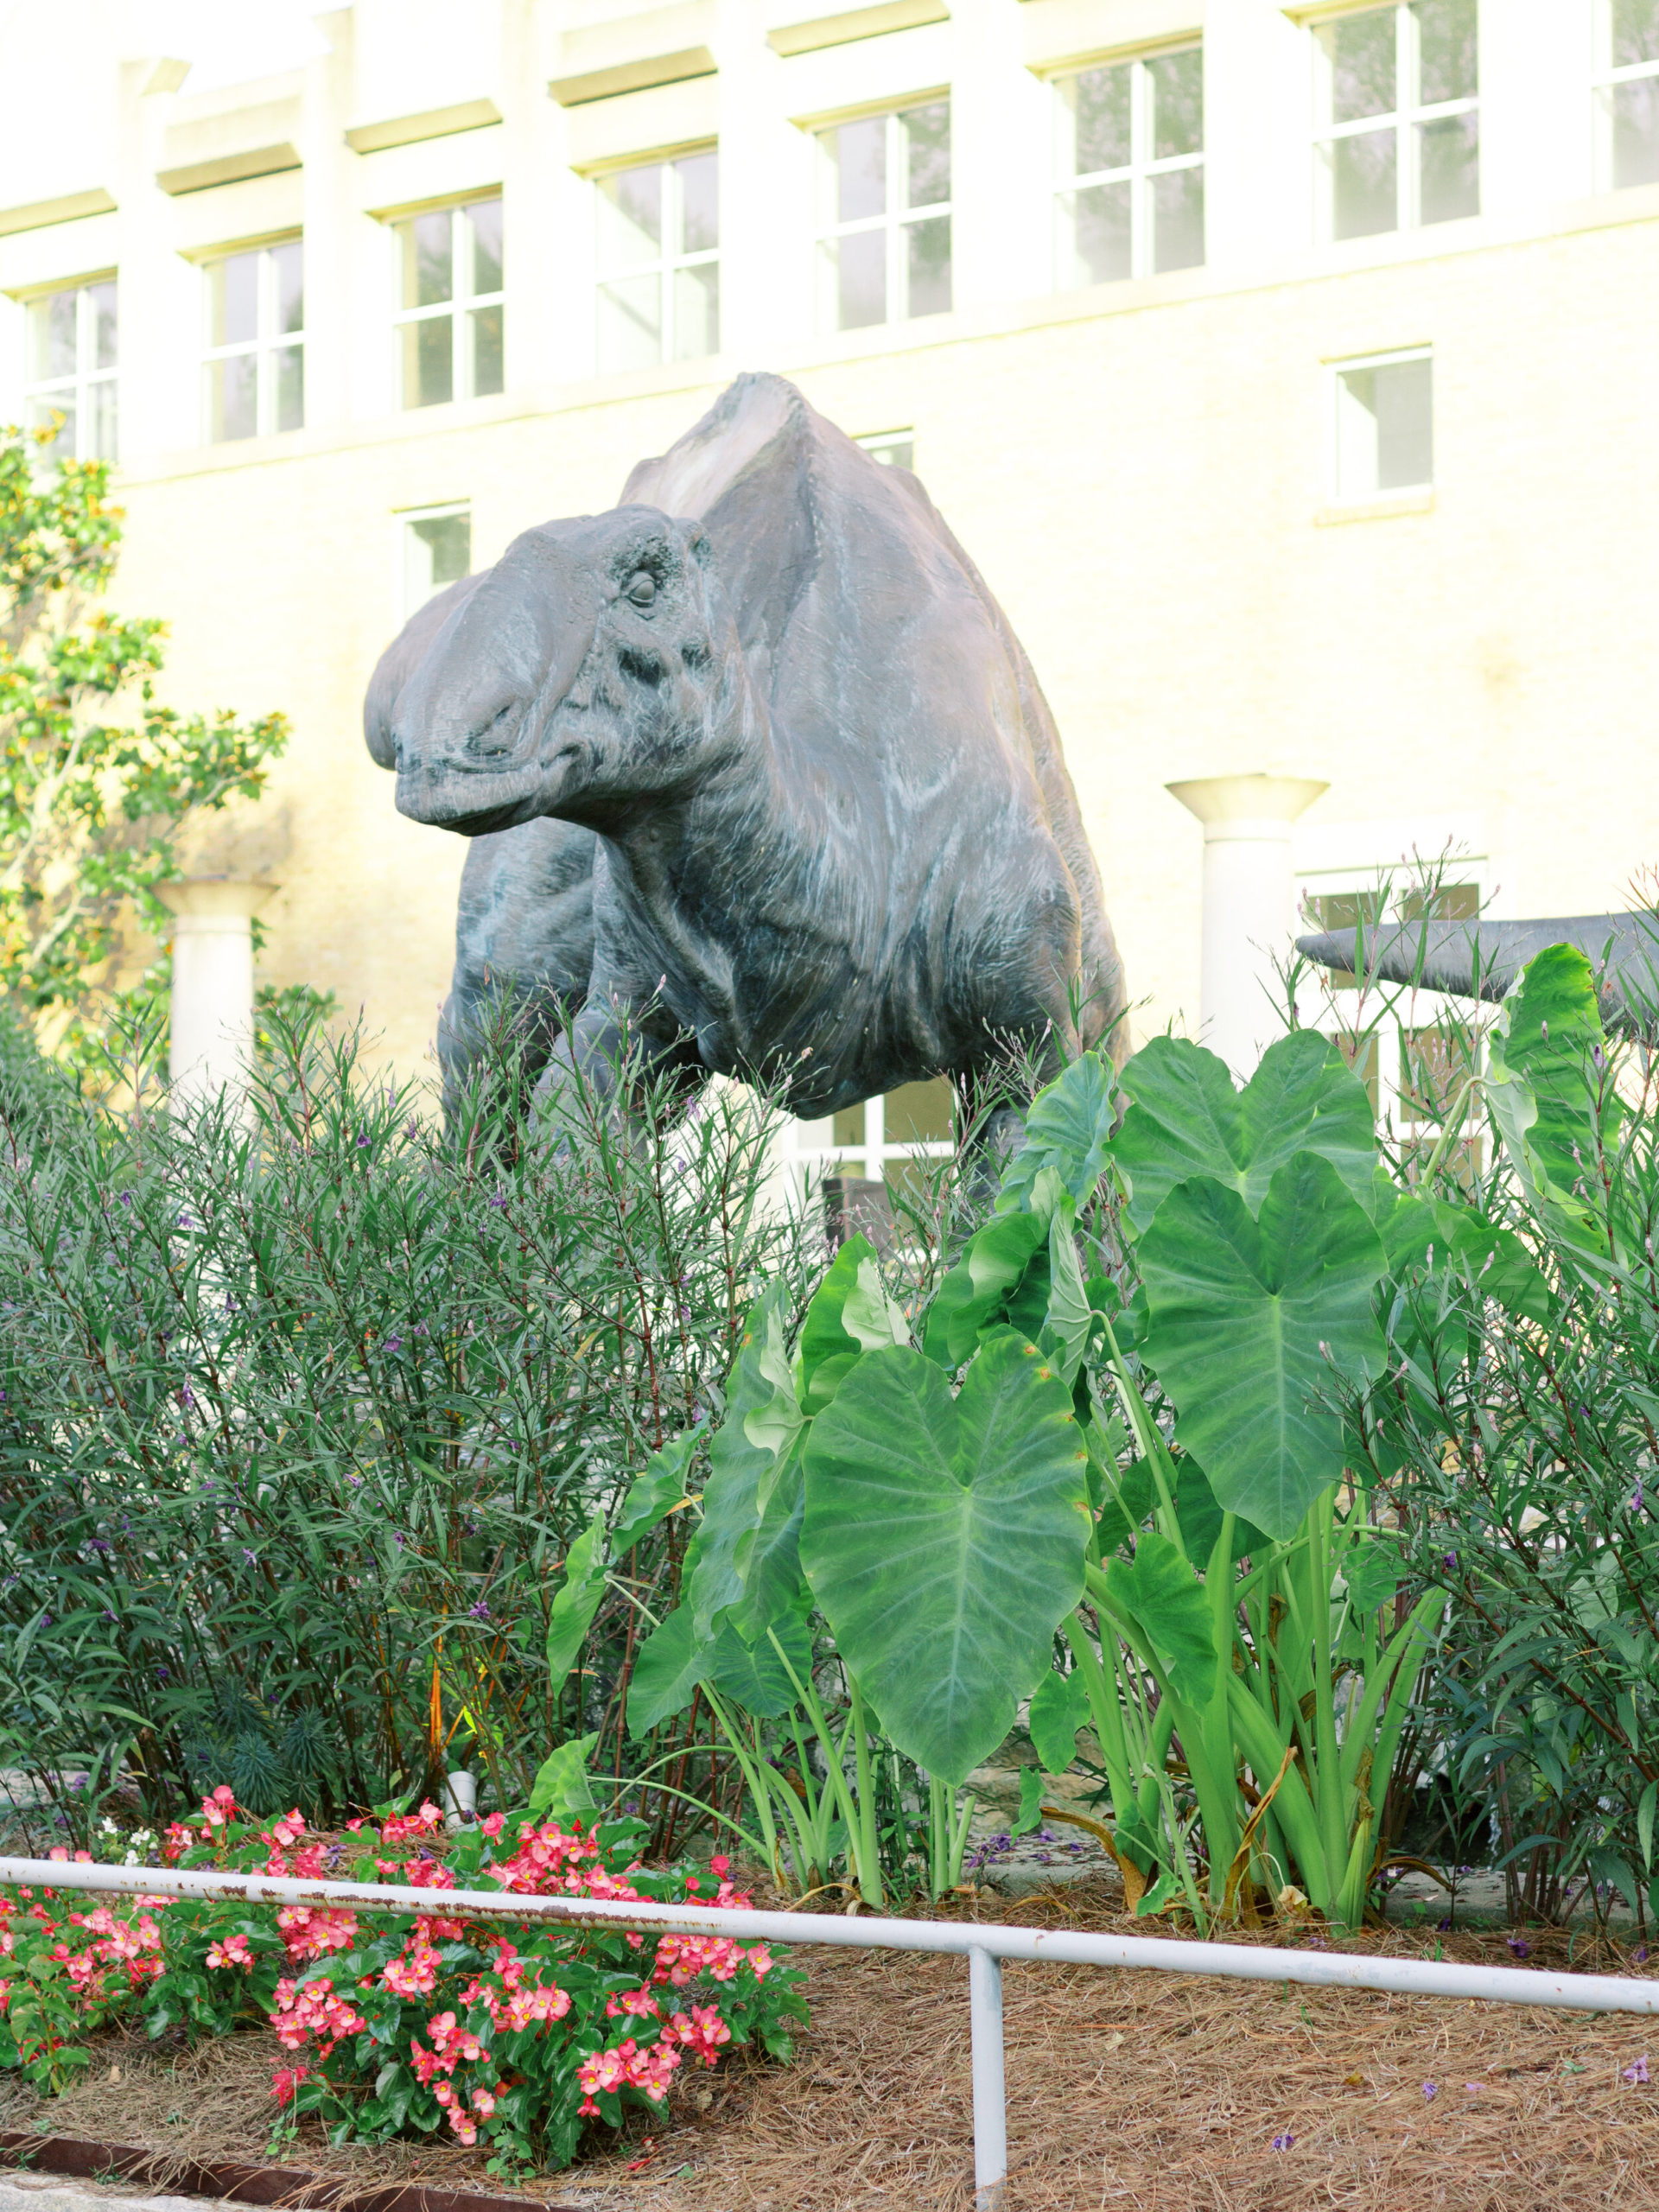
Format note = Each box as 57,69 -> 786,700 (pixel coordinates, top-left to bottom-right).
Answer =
800,1332 -> 1090,1785
1136,1155 -> 1387,1538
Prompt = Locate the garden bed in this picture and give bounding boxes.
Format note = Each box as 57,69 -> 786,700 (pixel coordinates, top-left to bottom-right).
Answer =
5,1880 -> 1659,2210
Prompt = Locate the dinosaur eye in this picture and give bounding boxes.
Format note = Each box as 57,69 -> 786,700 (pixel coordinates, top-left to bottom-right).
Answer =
626,570 -> 657,607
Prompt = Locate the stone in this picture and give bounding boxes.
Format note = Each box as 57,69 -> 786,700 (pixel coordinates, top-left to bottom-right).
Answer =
366,372 -> 1123,1120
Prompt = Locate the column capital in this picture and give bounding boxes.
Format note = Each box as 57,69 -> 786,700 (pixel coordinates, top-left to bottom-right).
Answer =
156,875 -> 278,926
1166,775 -> 1329,837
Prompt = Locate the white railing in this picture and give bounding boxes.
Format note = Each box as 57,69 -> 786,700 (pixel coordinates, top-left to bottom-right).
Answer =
6,1856 -> 1659,2212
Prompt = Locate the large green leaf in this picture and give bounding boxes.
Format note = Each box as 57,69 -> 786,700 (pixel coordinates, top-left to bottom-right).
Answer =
1102,1532 -> 1216,1705
798,1235 -> 909,1411
1028,1669 -> 1091,1774
729,1428 -> 808,1643
997,1052 -> 1118,1214
526,1732 -> 598,1823
801,1330 -> 1090,1786
683,1282 -> 794,1642
1113,1030 -> 1377,1233
1137,1154 -> 1387,1539
544,1516 -> 609,1691
923,1207 -> 1051,1369
1489,945 -> 1619,1236
705,1605 -> 814,1719
611,1427 -> 701,1555
626,1605 -> 708,1736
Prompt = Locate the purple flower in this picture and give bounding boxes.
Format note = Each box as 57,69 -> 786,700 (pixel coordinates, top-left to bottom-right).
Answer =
1624,2056 -> 1649,2085
1270,2133 -> 1294,2152
1507,1936 -> 1529,1957
176,1211 -> 193,1229
488,1188 -> 509,1210
1442,1551 -> 1458,1571
1422,2081 -> 1437,2101
1637,1947 -> 1649,1964
469,1600 -> 491,1620
87,1538 -> 111,1554
119,1192 -> 133,1208
40,1613 -> 52,1628
179,1382 -> 194,1408
385,1334 -> 403,1354
156,1666 -> 169,1683
242,1548 -> 257,1564
357,1131 -> 370,1148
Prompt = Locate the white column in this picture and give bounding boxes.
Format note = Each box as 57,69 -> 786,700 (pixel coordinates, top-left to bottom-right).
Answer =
1166,775 -> 1328,1077
156,878 -> 276,1107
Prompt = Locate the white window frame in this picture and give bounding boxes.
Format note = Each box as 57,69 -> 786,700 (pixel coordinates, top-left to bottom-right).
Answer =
1313,2 -> 1479,240
1328,345 -> 1433,502
1593,0 -> 1659,189
201,238 -> 303,444
792,1084 -> 957,1189
594,149 -> 720,373
391,196 -> 505,411
22,278 -> 118,463
855,428 -> 916,468
1296,855 -> 1489,1173
815,100 -> 952,334
1052,42 -> 1205,289
397,501 -> 473,624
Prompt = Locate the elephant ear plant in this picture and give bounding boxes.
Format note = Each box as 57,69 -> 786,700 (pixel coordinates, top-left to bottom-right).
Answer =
626,1027 -> 1452,1929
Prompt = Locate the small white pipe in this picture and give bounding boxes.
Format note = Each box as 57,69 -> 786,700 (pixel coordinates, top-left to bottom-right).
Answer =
969,1945 -> 1007,2212
6,1856 -> 1656,2014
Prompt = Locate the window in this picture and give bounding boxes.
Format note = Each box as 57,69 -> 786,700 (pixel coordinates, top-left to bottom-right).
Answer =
1314,1 -> 1478,241
1054,46 -> 1204,289
1303,877 -> 1483,1176
1332,348 -> 1433,499
795,1077 -> 956,1198
596,153 -> 719,373
402,505 -> 472,620
392,197 -> 503,410
203,242 -> 303,442
1597,0 -> 1659,188
856,429 -> 914,467
23,281 -> 117,462
817,102 -> 950,332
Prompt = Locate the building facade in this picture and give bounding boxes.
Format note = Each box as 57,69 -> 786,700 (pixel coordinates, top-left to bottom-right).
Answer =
1,0 -> 1656,1158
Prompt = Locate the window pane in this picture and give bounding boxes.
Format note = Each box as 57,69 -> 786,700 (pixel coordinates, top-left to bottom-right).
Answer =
27,392 -> 76,457
1399,1025 -> 1474,1118
207,353 -> 257,442
1335,358 -> 1432,496
906,214 -> 951,316
1376,357 -> 1433,487
861,433 -> 914,467
904,101 -> 950,208
401,212 -> 453,308
598,165 -> 662,270
1060,181 -> 1131,284
272,242 -> 303,335
467,199 -> 503,296
209,252 -> 259,346
1336,1032 -> 1381,1110
886,1078 -> 952,1144
598,275 -> 663,372
273,342 -> 303,432
1152,166 -> 1205,271
835,117 -> 887,223
672,262 -> 719,359
1328,9 -> 1397,124
1419,111 -> 1478,222
1333,125 -> 1398,238
1398,881 -> 1479,922
1613,78 -> 1659,188
1065,65 -> 1130,175
403,315 -> 454,407
1613,0 -> 1659,66
1415,0 -> 1477,104
1149,48 -> 1204,161
27,289 -> 77,381
89,282 -> 117,370
677,153 -> 719,252
86,378 -> 117,462
832,1103 -> 866,1147
834,229 -> 886,328
470,303 -> 504,396
407,512 -> 471,609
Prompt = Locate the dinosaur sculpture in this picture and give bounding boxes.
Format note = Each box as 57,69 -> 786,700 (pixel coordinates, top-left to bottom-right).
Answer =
1295,914 -> 1659,1029
365,372 -> 1122,1119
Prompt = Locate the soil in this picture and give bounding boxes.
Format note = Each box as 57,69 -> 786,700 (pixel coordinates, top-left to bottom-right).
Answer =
3,1878 -> 1659,2210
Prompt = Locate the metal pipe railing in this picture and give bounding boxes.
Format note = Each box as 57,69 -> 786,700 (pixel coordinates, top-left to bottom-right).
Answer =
5,1856 -> 1657,2212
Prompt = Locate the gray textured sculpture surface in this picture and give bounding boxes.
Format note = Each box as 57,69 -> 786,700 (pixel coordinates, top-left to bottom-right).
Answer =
365,372 -> 1122,1116
1296,915 -> 1659,1027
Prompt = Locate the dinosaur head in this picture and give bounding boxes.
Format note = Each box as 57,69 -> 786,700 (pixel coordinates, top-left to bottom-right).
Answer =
388,506 -> 741,837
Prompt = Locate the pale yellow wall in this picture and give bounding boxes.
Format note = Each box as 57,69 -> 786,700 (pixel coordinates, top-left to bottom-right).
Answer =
2,0 -> 1656,1082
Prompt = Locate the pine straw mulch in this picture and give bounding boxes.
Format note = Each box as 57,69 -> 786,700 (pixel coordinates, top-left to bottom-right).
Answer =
7,1878 -> 1659,2210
